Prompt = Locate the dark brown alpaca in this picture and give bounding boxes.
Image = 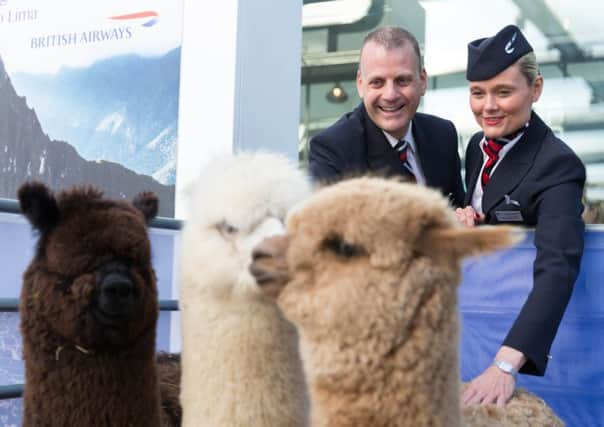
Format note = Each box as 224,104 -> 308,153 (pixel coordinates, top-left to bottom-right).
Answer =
18,182 -> 164,427
157,352 -> 182,426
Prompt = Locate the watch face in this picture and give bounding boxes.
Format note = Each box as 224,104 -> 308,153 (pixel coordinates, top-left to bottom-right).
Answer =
494,359 -> 517,376
497,360 -> 513,371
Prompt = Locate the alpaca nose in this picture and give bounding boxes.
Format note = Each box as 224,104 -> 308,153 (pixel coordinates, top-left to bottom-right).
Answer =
251,235 -> 289,263
98,272 -> 135,317
250,235 -> 291,299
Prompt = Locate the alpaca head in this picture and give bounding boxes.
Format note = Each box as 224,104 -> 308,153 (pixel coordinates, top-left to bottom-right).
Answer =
18,182 -> 159,351
180,152 -> 311,300
252,177 -> 522,357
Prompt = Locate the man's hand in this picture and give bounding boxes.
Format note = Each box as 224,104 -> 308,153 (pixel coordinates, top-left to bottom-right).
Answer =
455,206 -> 484,227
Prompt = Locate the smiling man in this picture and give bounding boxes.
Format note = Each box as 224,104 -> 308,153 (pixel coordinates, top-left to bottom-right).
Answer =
308,26 -> 464,207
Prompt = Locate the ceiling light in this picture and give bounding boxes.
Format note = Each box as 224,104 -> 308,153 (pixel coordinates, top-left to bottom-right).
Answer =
303,0 -> 372,28
326,83 -> 348,103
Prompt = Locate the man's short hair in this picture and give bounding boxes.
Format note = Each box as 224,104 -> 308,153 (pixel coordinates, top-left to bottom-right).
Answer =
360,26 -> 423,72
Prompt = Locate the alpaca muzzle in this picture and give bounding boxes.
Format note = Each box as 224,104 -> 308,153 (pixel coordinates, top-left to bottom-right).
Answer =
250,235 -> 291,299
94,261 -> 138,325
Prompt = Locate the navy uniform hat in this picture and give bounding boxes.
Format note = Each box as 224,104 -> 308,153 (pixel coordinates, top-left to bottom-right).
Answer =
466,25 -> 533,81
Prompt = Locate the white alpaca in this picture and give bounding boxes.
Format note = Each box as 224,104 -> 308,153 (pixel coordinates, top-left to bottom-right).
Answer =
251,176 -> 564,427
179,152 -> 310,427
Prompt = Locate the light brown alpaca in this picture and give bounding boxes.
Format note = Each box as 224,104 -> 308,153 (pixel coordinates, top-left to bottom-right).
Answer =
251,177 -> 563,427
461,385 -> 564,426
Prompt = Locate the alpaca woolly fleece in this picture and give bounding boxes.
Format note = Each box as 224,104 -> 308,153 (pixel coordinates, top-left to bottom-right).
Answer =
251,177 -> 561,427
179,152 -> 311,427
18,182 -> 164,427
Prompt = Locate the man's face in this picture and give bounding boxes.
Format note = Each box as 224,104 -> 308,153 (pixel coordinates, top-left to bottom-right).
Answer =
356,41 -> 427,140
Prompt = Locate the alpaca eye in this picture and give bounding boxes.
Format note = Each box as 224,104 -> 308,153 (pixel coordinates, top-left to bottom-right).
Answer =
323,236 -> 363,258
217,221 -> 239,236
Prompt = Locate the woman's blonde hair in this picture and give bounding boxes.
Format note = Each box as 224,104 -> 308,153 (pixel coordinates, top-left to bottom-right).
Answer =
516,52 -> 540,85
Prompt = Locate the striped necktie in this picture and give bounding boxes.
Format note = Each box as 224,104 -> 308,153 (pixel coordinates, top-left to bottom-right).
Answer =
481,138 -> 507,188
480,123 -> 529,188
393,139 -> 415,180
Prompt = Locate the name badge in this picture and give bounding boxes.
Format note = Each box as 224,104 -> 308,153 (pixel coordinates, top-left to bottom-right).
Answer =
494,210 -> 524,222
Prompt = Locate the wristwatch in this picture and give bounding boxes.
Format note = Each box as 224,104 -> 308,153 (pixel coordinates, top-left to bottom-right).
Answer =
493,359 -> 518,379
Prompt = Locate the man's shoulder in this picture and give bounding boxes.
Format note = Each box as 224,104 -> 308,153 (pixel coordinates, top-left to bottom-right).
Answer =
313,105 -> 366,145
413,112 -> 455,131
308,105 -> 368,181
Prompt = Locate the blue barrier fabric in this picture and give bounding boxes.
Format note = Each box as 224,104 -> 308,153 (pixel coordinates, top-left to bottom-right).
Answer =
459,230 -> 604,427
3,211 -> 603,426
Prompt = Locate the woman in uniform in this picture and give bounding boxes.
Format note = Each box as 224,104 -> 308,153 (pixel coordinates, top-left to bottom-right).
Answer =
455,25 -> 586,406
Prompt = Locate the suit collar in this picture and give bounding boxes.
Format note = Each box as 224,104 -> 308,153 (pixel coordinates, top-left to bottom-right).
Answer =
362,105 -> 404,175
464,134 -> 483,206
481,111 -> 548,213
412,118 -> 441,187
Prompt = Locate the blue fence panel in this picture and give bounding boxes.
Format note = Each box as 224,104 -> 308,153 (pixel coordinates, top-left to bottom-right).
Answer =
459,228 -> 604,427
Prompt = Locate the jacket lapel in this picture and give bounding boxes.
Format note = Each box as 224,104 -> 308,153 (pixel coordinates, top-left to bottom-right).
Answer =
481,112 -> 547,214
413,119 -> 440,187
464,133 -> 484,206
363,107 -> 401,175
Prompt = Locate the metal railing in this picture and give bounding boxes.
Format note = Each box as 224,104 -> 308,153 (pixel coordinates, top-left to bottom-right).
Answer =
0,385 -> 22,399
0,197 -> 183,230
0,300 -> 180,401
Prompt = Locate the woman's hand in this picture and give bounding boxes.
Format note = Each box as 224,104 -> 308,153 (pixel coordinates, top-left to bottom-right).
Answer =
461,346 -> 526,406
461,365 -> 516,407
455,206 -> 484,227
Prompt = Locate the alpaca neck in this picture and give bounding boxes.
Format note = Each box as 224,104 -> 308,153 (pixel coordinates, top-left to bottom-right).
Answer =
310,367 -> 462,427
22,336 -> 162,427
181,297 -> 309,427
304,329 -> 462,427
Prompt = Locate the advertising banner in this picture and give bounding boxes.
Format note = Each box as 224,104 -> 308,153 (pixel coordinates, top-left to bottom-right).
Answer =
0,0 -> 183,217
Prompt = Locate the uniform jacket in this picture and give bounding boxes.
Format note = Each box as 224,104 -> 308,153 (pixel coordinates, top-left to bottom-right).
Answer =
464,111 -> 586,375
309,103 -> 465,207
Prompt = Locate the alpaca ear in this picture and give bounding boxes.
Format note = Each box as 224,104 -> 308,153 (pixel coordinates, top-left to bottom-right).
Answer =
18,181 -> 60,233
132,191 -> 158,223
419,225 -> 524,260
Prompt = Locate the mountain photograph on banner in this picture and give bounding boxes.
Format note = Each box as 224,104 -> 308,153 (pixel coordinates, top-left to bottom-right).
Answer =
0,0 -> 182,217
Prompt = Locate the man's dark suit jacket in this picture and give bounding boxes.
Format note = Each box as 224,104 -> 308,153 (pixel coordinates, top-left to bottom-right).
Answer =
464,111 -> 586,376
309,103 -> 465,207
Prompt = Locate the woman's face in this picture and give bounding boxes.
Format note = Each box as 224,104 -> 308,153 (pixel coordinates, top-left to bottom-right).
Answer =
469,63 -> 543,139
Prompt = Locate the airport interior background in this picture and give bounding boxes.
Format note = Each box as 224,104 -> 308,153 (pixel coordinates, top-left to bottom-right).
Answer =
298,0 -> 604,221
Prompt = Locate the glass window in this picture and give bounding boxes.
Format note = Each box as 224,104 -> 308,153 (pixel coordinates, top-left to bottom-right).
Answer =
300,0 -> 604,222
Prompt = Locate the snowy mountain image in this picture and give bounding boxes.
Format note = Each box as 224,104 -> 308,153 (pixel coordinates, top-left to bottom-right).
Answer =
0,54 -> 176,217
10,48 -> 180,185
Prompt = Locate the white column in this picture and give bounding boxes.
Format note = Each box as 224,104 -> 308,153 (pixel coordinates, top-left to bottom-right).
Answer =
176,0 -> 303,219
232,1 -> 303,156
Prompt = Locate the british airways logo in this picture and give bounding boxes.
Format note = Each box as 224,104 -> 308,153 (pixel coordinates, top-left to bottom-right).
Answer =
504,32 -> 517,54
109,10 -> 159,28
26,10 -> 160,50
